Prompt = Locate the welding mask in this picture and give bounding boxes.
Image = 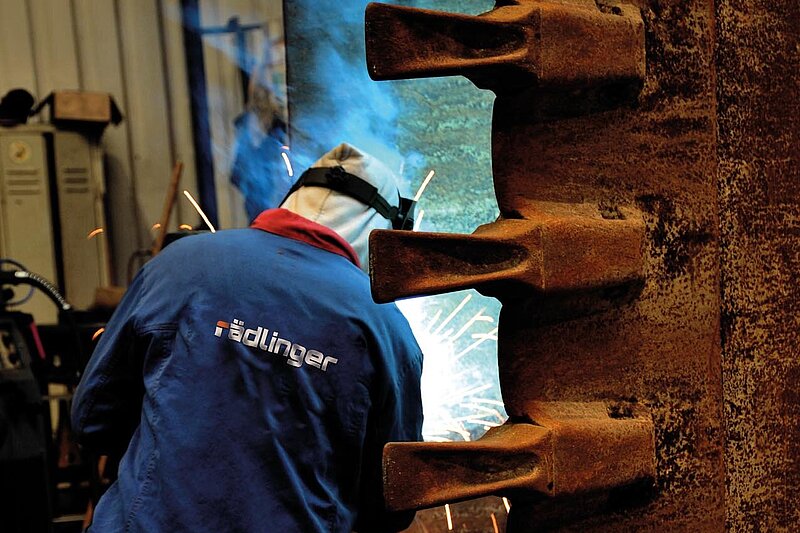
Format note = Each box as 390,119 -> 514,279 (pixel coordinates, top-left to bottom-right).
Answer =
280,143 -> 412,273
281,165 -> 416,230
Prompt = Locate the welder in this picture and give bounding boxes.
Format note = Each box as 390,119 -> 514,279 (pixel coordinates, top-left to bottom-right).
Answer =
71,143 -> 423,532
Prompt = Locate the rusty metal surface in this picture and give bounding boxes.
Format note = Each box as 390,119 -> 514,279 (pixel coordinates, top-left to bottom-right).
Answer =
370,202 -> 644,302
716,0 -> 800,529
384,402 -> 654,511
489,2 -> 725,528
365,0 -> 645,92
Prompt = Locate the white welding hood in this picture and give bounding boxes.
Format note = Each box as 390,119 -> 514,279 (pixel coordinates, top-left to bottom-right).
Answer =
280,143 -> 400,273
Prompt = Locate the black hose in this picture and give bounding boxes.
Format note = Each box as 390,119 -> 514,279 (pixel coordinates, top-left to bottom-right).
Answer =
1,270 -> 86,372
9,270 -> 72,311
0,258 -> 35,305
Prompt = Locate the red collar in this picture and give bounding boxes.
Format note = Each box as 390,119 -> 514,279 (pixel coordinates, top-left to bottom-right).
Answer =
250,209 -> 361,267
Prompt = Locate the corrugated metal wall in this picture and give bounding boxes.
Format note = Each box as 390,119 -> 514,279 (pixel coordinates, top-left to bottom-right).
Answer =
0,0 -> 284,284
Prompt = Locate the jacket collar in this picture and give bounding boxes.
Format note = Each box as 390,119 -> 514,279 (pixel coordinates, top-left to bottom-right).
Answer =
250,209 -> 361,267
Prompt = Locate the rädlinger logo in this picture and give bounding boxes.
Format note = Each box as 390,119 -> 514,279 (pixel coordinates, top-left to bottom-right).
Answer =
214,318 -> 338,372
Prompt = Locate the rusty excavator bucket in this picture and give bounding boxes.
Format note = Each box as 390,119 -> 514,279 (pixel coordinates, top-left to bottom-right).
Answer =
365,0 -> 654,520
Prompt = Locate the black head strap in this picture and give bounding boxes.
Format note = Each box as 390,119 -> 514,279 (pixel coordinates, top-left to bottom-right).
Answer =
281,166 -> 416,230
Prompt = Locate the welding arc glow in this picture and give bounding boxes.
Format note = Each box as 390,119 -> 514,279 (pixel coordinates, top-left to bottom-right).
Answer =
443,383 -> 493,404
445,504 -> 453,531
413,170 -> 435,202
87,228 -> 104,239
397,292 -> 506,444
182,190 -> 217,233
281,152 -> 294,177
459,402 -> 506,422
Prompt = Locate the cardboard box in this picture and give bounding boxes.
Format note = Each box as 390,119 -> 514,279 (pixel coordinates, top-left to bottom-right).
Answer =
32,90 -> 123,135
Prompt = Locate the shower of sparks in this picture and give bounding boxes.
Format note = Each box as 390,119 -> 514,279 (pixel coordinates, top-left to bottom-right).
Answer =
91,328 -> 105,341
459,402 -> 506,422
445,504 -> 454,531
183,190 -> 217,233
426,309 -> 443,333
451,308 -> 493,341
413,209 -> 425,231
491,513 -> 499,533
414,170 -> 435,202
281,152 -> 294,177
503,497 -> 511,513
86,228 -> 104,239
455,327 -> 499,361
433,294 -> 471,335
397,291 -> 506,443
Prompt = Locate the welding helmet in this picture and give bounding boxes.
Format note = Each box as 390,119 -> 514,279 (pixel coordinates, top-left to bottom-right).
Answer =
282,165 -> 415,231
280,143 -> 414,272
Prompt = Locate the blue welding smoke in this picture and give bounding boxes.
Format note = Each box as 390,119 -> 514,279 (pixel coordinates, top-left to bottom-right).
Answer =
210,0 -> 424,216
282,0 -> 418,194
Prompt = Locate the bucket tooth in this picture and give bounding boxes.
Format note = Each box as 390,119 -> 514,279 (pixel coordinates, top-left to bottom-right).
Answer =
365,1 -> 645,92
383,402 -> 655,512
369,204 -> 644,303
383,423 -> 551,511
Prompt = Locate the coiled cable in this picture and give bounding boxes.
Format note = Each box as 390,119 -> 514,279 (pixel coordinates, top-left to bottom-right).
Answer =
0,258 -> 35,306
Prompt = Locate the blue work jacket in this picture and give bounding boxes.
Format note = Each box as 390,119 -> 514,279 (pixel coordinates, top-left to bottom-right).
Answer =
72,209 -> 424,532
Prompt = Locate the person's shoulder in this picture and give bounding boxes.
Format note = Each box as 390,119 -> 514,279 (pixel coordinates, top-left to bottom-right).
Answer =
364,297 -> 417,341
154,229 -> 253,259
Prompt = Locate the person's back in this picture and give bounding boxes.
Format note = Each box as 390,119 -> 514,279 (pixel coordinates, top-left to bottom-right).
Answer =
72,144 -> 423,532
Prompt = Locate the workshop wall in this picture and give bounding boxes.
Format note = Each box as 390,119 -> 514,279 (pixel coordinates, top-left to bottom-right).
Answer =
0,0 -> 284,285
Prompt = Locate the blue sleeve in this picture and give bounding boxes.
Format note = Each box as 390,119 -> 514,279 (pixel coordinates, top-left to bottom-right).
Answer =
71,269 -> 149,454
355,311 -> 424,533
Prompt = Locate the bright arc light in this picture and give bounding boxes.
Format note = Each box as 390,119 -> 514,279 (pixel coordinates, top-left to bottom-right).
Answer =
414,170 -> 435,202
397,294 -> 506,443
281,152 -> 294,177
445,504 -> 453,531
182,190 -> 217,233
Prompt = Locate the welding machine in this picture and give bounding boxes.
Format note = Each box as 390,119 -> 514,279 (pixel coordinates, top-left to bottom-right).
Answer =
0,261 -> 95,532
